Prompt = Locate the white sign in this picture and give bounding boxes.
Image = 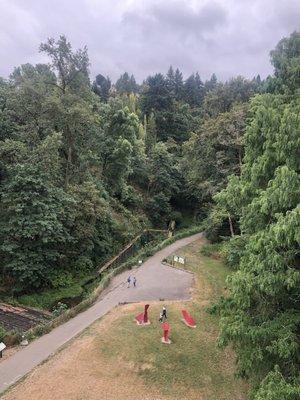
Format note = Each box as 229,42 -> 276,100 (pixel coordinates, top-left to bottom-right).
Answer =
173,255 -> 185,265
178,257 -> 185,265
0,342 -> 6,352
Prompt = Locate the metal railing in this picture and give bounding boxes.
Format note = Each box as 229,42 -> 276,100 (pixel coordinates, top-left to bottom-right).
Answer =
97,229 -> 168,275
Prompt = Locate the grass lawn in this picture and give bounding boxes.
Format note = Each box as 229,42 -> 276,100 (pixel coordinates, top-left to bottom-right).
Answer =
2,238 -> 247,400
94,239 -> 247,400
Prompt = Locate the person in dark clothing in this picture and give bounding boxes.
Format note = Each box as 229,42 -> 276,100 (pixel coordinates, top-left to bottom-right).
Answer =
133,277 -> 137,287
162,306 -> 167,320
159,312 -> 163,323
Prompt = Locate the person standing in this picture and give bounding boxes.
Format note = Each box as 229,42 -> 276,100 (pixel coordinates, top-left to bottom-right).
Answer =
162,306 -> 167,320
133,277 -> 137,287
127,276 -> 131,288
159,312 -> 163,323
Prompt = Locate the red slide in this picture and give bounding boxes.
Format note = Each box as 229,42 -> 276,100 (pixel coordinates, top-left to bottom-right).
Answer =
181,309 -> 196,328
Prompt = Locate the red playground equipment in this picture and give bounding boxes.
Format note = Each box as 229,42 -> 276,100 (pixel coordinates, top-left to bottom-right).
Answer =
181,309 -> 196,328
135,304 -> 150,325
161,321 -> 171,344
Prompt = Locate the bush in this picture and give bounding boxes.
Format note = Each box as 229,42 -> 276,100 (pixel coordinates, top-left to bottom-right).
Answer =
18,284 -> 83,310
170,210 -> 183,226
121,185 -> 142,208
0,324 -> 7,342
200,243 -> 222,257
48,270 -> 74,288
52,302 -> 68,317
222,235 -> 247,269
73,256 -> 94,273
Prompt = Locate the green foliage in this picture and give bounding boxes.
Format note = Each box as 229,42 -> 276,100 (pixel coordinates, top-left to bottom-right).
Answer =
52,302 -> 68,317
215,32 -> 300,399
268,31 -> 300,95
146,193 -> 172,226
0,324 -> 8,342
0,162 -> 75,290
18,284 -> 83,310
183,72 -> 205,107
115,72 -> 138,94
253,367 -> 300,400
92,74 -> 111,102
0,36 -> 150,296
182,103 -> 248,204
203,76 -> 259,118
200,243 -> 222,258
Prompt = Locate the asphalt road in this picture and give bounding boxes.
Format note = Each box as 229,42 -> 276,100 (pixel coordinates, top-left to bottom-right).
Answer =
0,232 -> 202,396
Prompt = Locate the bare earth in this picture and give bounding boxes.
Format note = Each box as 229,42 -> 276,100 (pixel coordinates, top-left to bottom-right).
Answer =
0,233 -> 202,396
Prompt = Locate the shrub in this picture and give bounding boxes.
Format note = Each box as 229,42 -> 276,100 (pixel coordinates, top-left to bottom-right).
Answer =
0,324 -> 7,342
52,302 -> 68,317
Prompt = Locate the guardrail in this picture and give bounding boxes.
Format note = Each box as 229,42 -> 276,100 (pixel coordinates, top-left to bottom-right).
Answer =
97,229 -> 168,275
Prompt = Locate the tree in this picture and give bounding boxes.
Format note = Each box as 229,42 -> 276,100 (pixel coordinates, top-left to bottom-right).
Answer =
182,103 -> 248,204
166,66 -> 175,94
268,31 -> 300,94
174,68 -> 184,100
38,36 -> 99,187
216,92 -> 300,397
203,76 -> 258,117
92,74 -> 111,102
141,73 -> 172,113
205,73 -> 217,92
166,66 -> 184,100
0,136 -> 75,290
148,142 -> 179,198
115,72 -> 138,94
144,112 -> 157,154
183,72 -> 205,107
39,35 -> 90,93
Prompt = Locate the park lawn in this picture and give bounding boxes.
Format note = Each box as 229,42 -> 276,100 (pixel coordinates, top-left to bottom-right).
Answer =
2,238 -> 247,400
94,239 -> 247,400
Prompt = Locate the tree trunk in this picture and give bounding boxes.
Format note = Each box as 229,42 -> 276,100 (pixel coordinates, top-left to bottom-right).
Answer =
228,213 -> 235,237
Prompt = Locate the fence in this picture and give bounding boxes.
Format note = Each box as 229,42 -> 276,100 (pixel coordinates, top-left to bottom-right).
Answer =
97,229 -> 168,275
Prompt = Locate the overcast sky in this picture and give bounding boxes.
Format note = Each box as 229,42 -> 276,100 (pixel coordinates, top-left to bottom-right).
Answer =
0,0 -> 299,82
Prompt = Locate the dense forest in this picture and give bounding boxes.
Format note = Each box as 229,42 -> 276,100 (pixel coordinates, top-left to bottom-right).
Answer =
0,31 -> 299,399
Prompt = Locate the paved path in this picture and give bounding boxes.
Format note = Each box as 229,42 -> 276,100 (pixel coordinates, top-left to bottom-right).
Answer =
0,232 -> 202,395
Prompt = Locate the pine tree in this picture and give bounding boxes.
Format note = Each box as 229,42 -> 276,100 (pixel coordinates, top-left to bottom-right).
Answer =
144,112 -> 157,153
215,35 -> 300,396
166,65 -> 175,95
174,68 -> 184,100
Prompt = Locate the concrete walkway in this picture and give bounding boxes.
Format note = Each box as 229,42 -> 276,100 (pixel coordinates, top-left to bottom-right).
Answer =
0,232 -> 202,395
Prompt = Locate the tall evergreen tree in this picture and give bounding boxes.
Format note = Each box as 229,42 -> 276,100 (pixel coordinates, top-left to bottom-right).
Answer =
183,72 -> 205,107
215,32 -> 300,399
115,72 -> 138,94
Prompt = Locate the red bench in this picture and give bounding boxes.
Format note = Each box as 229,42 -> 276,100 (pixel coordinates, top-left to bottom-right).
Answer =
181,309 -> 196,328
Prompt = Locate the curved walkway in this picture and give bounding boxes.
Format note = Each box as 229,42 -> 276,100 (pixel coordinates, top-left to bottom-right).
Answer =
0,232 -> 202,395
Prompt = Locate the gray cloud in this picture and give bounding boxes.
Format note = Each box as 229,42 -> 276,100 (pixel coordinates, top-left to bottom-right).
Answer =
0,0 -> 299,82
